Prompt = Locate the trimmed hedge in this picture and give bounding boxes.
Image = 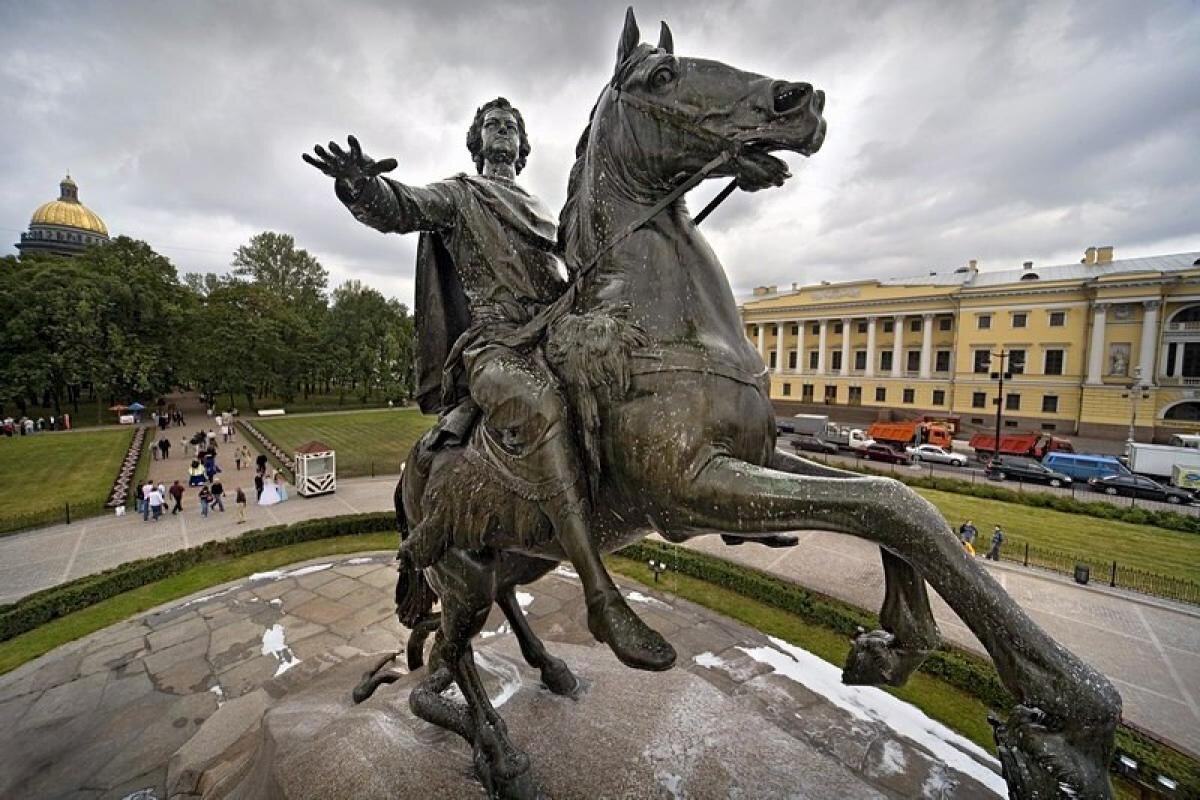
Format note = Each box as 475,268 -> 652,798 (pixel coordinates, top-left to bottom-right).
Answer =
617,539 -> 1200,798
0,511 -> 395,642
846,460 -> 1200,535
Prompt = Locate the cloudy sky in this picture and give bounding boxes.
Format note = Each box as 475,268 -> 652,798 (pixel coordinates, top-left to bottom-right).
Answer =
2,0 -> 1197,305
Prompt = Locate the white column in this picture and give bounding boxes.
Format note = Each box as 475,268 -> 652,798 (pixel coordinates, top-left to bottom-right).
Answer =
839,317 -> 852,376
1172,342 -> 1185,379
891,315 -> 904,378
774,322 -> 785,374
919,313 -> 934,379
756,323 -> 765,364
796,322 -> 805,375
817,319 -> 828,375
1137,301 -> 1160,385
1086,303 -> 1107,384
864,316 -> 877,378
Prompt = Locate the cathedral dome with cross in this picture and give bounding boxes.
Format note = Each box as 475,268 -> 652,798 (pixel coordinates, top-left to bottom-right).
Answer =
16,174 -> 111,257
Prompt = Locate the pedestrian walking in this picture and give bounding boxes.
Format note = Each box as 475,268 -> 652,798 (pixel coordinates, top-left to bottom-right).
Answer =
234,449 -> 243,471
148,486 -> 164,522
141,481 -> 153,521
158,437 -> 171,460
986,525 -> 1005,561
169,480 -> 184,514
254,472 -> 264,501
198,485 -> 212,517
211,478 -> 226,512
236,487 -> 247,524
958,519 -> 977,546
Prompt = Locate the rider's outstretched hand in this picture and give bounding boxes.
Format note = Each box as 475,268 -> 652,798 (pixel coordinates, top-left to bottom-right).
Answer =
302,135 -> 397,194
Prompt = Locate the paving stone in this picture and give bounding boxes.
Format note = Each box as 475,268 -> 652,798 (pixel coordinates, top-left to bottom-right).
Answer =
293,569 -> 339,590
207,618 -> 267,665
279,587 -> 317,608
79,637 -> 149,677
249,577 -> 297,601
334,600 -> 398,638
217,654 -> 280,697
289,631 -> 348,662
151,656 -> 215,696
290,596 -> 355,626
312,575 -> 360,600
146,615 -> 209,652
345,628 -> 404,654
90,692 -> 215,789
144,632 -> 210,675
273,614 -> 326,643
28,649 -> 84,692
99,669 -> 155,713
332,563 -> 379,578
0,685 -> 42,729
167,688 -> 270,798
20,670 -> 108,730
357,565 -> 398,589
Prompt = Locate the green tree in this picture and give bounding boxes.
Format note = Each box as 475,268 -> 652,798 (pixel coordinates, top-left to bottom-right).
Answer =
231,232 -> 328,306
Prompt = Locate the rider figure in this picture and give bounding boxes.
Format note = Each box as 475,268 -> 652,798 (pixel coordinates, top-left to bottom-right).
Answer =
305,98 -> 675,671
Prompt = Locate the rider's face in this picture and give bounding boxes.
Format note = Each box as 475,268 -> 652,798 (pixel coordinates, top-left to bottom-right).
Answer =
481,108 -> 519,165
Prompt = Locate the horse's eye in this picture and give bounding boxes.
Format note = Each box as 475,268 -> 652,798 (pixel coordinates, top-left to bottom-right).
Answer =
649,67 -> 675,90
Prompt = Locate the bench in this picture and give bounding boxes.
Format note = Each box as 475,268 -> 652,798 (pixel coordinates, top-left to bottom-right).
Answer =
258,409 -> 286,417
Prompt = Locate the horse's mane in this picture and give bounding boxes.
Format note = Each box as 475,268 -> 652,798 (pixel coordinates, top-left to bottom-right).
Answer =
557,96 -> 601,276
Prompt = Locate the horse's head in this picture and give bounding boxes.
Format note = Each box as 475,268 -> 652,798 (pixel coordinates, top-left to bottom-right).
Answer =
598,7 -> 826,194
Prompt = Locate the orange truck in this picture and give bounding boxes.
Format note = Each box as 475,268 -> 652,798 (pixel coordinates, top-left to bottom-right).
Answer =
968,432 -> 1074,460
867,420 -> 953,449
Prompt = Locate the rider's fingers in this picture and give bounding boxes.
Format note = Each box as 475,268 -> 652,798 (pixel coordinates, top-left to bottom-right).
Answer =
371,158 -> 398,175
313,144 -> 334,163
301,153 -> 332,174
348,135 -> 362,161
328,140 -> 346,158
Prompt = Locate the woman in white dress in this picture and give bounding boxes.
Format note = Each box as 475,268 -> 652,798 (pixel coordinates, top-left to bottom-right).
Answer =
274,472 -> 289,502
257,477 -> 281,506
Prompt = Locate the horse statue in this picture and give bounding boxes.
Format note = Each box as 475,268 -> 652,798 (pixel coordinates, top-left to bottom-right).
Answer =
362,9 -> 1120,799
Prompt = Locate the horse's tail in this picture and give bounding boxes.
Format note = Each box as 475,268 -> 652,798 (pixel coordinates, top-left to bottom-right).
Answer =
393,464 -> 437,629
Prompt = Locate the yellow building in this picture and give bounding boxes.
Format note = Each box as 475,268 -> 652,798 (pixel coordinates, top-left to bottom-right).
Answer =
740,247 -> 1200,442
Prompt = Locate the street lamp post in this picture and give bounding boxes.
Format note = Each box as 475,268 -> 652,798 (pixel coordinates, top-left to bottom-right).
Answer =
1122,366 -> 1150,447
986,349 -> 1024,462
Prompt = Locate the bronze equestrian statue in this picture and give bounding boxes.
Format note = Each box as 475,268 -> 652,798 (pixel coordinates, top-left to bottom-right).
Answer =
306,9 -> 1121,799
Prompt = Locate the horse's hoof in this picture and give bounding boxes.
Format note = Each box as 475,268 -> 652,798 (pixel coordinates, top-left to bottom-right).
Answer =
588,594 -> 676,672
842,629 -> 930,687
540,657 -> 581,697
990,704 -> 1117,799
473,722 -> 538,800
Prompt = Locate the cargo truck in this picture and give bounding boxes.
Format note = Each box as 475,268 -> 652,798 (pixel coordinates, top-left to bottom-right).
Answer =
1125,442 -> 1200,482
868,420 -> 953,449
968,432 -> 1073,460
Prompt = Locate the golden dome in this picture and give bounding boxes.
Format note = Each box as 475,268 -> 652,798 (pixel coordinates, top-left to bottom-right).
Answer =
29,175 -> 109,237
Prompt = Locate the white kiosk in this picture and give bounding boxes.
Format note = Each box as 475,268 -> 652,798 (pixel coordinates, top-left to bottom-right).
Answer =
294,440 -> 336,497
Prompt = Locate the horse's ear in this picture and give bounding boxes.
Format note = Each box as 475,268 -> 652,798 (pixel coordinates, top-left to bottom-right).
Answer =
657,21 -> 673,55
616,7 -> 640,71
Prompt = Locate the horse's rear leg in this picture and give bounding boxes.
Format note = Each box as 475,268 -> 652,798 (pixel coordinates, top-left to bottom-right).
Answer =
770,449 -> 940,686
675,455 -> 1120,799
496,587 -> 580,697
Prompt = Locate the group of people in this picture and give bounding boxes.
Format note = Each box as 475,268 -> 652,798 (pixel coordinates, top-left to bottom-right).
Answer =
136,477 -> 248,523
957,519 -> 1004,561
1,415 -> 70,435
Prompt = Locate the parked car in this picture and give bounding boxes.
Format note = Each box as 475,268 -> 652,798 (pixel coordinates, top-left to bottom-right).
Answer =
792,436 -> 838,456
905,444 -> 967,466
1041,453 -> 1130,483
1088,474 -> 1195,504
862,443 -> 912,465
984,456 -> 1073,487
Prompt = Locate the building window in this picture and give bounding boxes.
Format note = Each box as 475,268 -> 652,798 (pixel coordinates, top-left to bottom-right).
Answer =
831,351 -> 843,371
811,323 -> 820,335
1042,395 -> 1058,413
910,318 -> 922,333
802,384 -> 814,401
833,322 -> 844,334
977,314 -> 991,330
902,388 -> 915,404
1044,349 -> 1064,376
880,351 -> 893,371
791,325 -> 799,335
1012,312 -> 1027,328
857,321 -> 867,334
1049,311 -> 1065,327
809,351 -> 819,370
849,386 -> 863,405
934,350 -> 951,372
782,382 -> 792,396
883,320 -> 894,333
971,417 -> 985,425
854,350 -> 867,370
939,317 -> 952,331
932,389 -> 945,406
875,387 -> 887,402
1041,423 -> 1057,431
1009,349 -> 1026,375
769,351 -> 778,368
974,351 -> 991,374
788,351 -> 798,370
824,385 -> 838,403
972,392 -> 987,408
1005,393 -> 1021,411
906,351 -> 920,372
1005,419 -> 1019,428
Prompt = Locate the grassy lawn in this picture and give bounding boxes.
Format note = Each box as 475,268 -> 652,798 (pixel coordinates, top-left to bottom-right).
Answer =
917,487 -> 1200,583
0,533 -> 395,675
252,407 -> 434,477
0,428 -> 132,531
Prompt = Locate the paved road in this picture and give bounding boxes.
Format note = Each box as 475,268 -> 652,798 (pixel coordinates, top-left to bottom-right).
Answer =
1,429 -> 1196,757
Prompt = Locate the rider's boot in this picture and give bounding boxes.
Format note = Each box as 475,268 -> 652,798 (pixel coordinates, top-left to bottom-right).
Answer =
543,485 -> 676,671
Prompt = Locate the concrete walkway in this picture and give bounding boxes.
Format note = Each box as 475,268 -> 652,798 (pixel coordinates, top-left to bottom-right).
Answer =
1,427 -> 1196,757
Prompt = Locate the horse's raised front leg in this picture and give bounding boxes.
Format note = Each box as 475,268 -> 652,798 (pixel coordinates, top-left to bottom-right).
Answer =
675,455 -> 1120,799
496,587 -> 580,697
770,449 -> 940,686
